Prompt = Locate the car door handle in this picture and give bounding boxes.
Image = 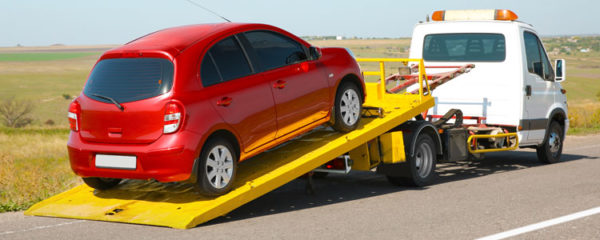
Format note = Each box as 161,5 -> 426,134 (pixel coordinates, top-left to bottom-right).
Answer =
273,80 -> 286,89
525,85 -> 532,96
216,97 -> 232,107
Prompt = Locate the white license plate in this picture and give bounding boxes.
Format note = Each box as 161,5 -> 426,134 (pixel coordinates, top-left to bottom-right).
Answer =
95,154 -> 137,170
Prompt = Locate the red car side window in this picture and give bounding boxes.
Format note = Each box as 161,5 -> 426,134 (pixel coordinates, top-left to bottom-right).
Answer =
200,53 -> 222,87
207,36 -> 252,82
244,31 -> 307,71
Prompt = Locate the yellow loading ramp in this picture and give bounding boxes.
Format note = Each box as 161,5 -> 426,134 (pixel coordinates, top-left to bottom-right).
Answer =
26,58 -> 433,229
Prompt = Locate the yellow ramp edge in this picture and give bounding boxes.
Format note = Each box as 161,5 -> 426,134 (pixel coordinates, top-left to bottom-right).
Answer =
25,95 -> 434,229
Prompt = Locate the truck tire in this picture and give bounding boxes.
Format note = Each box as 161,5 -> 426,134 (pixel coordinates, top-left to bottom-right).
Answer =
195,137 -> 238,197
387,133 -> 437,187
536,121 -> 564,164
312,172 -> 329,178
83,177 -> 121,190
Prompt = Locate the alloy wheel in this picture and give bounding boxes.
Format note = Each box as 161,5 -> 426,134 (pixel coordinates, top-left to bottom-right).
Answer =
340,88 -> 360,126
205,145 -> 234,189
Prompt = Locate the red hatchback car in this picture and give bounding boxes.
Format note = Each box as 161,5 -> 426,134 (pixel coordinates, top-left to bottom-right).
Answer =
68,23 -> 365,196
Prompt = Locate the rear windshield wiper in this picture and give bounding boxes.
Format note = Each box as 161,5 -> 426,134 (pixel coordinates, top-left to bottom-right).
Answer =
91,93 -> 124,111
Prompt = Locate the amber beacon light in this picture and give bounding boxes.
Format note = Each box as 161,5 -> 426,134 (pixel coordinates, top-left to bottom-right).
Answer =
432,9 -> 518,21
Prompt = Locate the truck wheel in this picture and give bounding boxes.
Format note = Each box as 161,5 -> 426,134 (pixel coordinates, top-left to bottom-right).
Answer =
332,82 -> 362,132
312,172 -> 329,178
195,137 -> 237,197
387,134 -> 437,187
82,177 -> 121,190
536,121 -> 564,164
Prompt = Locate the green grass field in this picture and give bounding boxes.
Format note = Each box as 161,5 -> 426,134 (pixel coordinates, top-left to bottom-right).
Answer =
0,128 -> 78,212
0,52 -> 99,62
0,52 -> 100,126
311,39 -> 412,82
559,58 -> 600,102
0,39 -> 599,212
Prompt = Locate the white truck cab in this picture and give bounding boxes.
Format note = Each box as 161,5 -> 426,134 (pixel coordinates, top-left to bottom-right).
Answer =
409,9 -> 568,163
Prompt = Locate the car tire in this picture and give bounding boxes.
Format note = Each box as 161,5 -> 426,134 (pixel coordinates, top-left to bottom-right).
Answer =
387,133 -> 437,187
195,137 -> 238,197
82,177 -> 121,190
536,121 -> 564,164
332,82 -> 362,132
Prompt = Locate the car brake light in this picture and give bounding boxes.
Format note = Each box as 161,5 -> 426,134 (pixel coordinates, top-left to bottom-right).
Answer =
121,51 -> 142,58
68,100 -> 80,131
164,102 -> 183,134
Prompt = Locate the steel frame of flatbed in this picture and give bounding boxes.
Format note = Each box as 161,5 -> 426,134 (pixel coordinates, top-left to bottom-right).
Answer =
25,58 -> 436,229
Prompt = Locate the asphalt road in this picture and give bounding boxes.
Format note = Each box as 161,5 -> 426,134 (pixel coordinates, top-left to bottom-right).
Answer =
2,134 -> 600,240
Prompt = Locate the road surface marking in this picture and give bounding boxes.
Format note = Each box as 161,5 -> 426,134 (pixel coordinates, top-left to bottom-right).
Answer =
0,220 -> 86,236
476,206 -> 600,240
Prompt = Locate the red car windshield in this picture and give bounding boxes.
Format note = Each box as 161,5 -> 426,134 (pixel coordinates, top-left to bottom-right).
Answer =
83,58 -> 174,103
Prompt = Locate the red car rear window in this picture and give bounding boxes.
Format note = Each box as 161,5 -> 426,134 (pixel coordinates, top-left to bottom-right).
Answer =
84,58 -> 174,103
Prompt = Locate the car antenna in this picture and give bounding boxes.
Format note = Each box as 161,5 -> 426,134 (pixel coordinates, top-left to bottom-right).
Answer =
184,0 -> 232,22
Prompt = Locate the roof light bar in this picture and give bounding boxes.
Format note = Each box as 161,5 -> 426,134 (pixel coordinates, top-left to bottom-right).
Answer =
495,9 -> 518,21
431,9 -> 518,21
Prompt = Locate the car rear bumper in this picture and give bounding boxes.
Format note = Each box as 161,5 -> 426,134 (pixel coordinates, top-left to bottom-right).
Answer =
68,130 -> 202,182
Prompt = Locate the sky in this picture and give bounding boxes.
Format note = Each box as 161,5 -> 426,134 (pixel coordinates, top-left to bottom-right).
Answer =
1,0 -> 598,47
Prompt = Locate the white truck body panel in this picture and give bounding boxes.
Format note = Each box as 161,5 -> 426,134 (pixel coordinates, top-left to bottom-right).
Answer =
409,20 -> 568,146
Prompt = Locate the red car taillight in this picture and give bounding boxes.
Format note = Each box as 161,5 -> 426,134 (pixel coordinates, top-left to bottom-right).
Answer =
164,102 -> 183,134
68,100 -> 80,131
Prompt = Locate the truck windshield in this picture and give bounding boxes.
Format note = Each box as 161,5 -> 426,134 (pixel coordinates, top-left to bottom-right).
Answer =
423,33 -> 505,62
84,58 -> 174,103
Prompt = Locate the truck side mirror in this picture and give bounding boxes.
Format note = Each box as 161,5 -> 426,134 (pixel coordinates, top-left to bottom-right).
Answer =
554,59 -> 566,82
309,46 -> 321,60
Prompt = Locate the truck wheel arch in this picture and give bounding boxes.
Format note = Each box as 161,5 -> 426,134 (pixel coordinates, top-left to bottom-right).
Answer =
548,108 -> 567,128
397,120 -> 443,158
538,108 -> 566,147
547,108 -> 567,135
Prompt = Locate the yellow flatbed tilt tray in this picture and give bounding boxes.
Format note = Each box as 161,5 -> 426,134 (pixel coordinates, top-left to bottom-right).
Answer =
25,59 -> 437,229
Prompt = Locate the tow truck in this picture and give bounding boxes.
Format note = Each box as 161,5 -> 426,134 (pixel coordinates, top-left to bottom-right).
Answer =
25,9 -> 567,229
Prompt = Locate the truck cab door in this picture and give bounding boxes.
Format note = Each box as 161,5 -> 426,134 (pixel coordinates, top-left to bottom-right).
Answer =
522,31 -> 556,143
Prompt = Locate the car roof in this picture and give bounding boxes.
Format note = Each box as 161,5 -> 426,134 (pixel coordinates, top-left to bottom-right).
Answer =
101,22 -> 288,60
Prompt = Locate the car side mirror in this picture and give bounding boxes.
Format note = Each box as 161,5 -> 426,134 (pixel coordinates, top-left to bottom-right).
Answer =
554,59 -> 566,82
309,46 -> 321,60
285,51 -> 307,64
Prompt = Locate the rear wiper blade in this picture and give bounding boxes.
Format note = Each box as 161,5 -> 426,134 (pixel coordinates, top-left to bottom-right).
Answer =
91,93 -> 124,111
